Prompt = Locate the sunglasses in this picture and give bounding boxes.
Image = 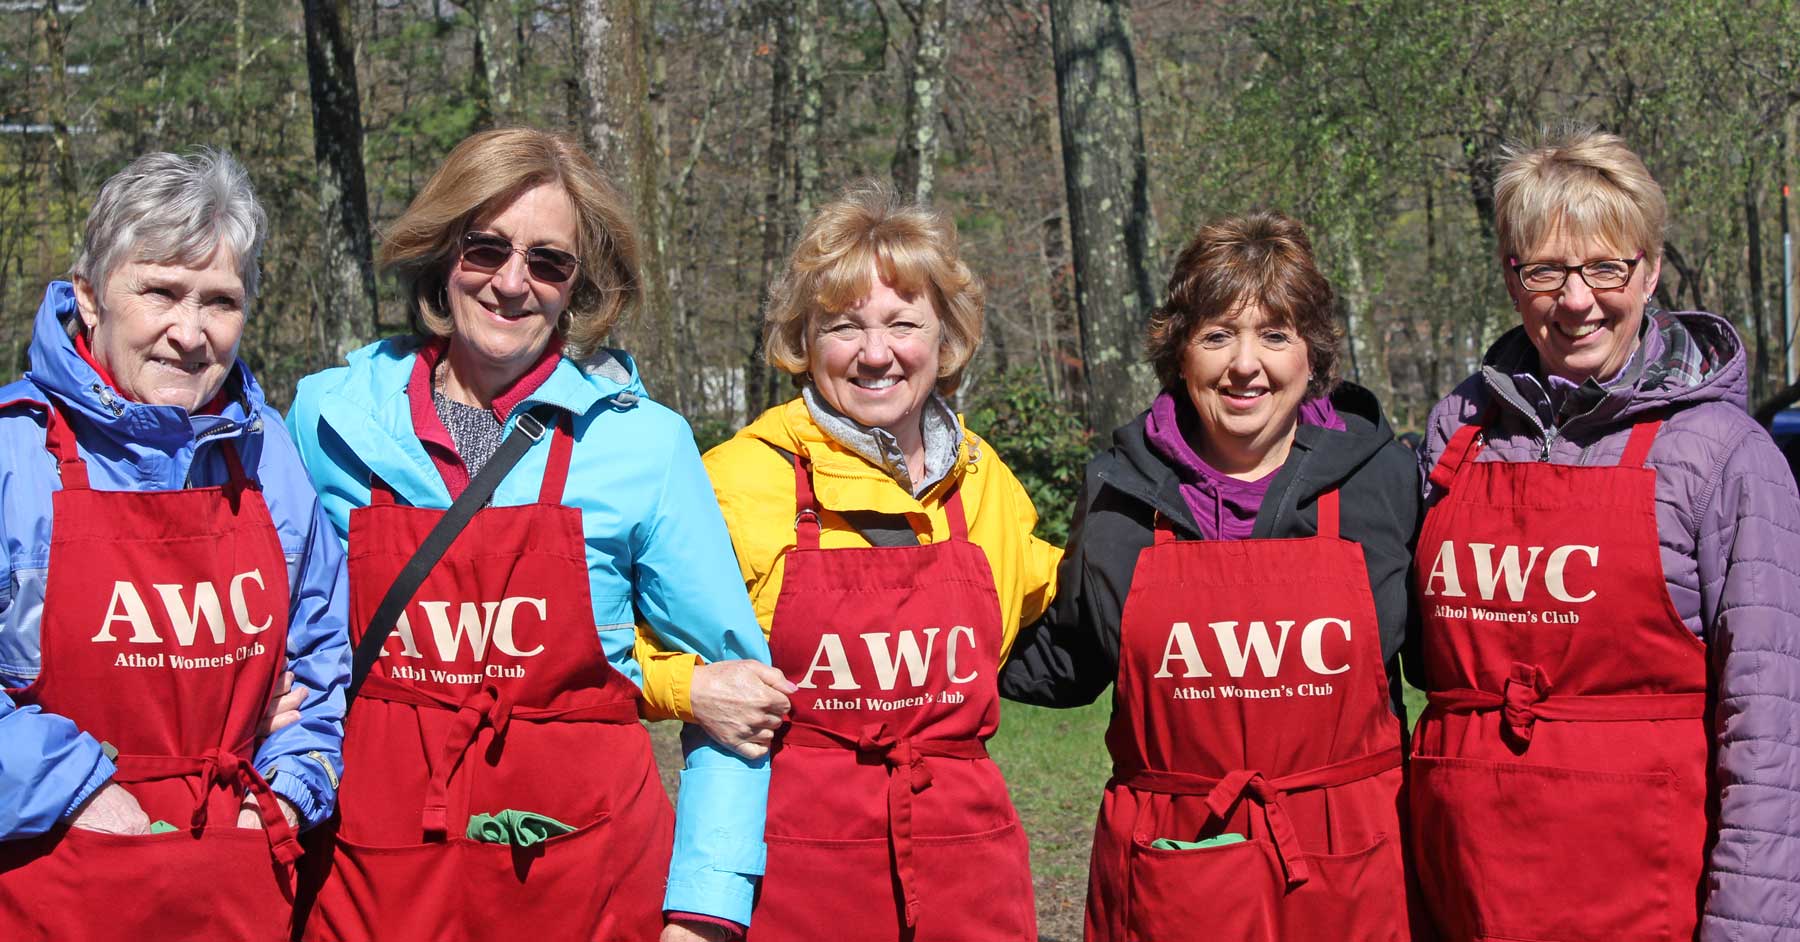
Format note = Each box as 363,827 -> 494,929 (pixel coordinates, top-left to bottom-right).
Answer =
459,231 -> 580,284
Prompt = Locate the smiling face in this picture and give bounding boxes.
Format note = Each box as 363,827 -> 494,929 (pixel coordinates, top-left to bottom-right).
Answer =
442,181 -> 580,404
75,251 -> 246,412
1506,217 -> 1660,384
1180,303 -> 1312,478
807,268 -> 942,450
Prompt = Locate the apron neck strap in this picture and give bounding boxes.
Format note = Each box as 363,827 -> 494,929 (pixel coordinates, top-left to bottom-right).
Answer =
792,455 -> 821,549
1153,511 -> 1177,545
1315,489 -> 1340,539
1427,422 -> 1484,491
44,402 -> 89,490
942,485 -> 970,541
369,474 -> 398,505
537,416 -> 574,504
1619,418 -> 1662,469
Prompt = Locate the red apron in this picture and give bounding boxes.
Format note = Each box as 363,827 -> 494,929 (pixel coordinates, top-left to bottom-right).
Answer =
1089,491 -> 1408,942
749,459 -> 1035,942
297,419 -> 672,942
0,403 -> 299,942
1411,418 -> 1709,942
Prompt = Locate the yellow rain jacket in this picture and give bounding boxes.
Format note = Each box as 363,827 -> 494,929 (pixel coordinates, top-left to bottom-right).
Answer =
639,397 -> 1062,720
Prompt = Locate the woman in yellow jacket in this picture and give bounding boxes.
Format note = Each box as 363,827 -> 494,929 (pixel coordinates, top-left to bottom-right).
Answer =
663,179 -> 1060,942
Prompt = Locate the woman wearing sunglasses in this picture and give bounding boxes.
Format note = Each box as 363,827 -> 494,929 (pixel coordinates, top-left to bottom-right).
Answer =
1409,128 -> 1800,940
285,127 -> 774,942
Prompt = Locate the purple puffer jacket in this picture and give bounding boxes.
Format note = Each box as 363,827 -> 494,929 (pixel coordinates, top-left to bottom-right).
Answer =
1421,309 -> 1800,942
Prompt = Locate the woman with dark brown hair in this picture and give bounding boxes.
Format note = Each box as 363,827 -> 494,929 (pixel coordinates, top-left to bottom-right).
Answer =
1001,211 -> 1421,941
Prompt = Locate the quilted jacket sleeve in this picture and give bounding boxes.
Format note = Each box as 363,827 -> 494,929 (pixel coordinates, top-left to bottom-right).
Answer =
1697,422 -> 1800,942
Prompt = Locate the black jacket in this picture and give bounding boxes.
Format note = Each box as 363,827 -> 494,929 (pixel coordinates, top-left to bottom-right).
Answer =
998,382 -> 1423,715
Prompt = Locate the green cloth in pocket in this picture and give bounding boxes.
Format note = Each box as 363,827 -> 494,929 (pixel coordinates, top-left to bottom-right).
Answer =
466,810 -> 576,847
147,820 -> 179,834
1150,834 -> 1247,851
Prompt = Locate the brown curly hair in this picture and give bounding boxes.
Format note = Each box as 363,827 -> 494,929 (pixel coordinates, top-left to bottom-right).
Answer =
1145,211 -> 1341,398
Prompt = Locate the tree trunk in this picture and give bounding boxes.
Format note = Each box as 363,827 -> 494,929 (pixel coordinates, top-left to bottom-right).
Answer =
469,0 -> 513,126
571,0 -> 632,175
302,0 -> 379,361
1047,0 -> 1158,435
1748,173 -> 1769,405
891,0 -> 950,203
631,0 -> 676,405
41,0 -> 79,242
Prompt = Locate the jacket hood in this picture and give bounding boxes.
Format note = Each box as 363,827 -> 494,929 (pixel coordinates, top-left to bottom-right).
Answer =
734,396 -> 976,515
1477,308 -> 1747,430
19,281 -> 268,449
1098,381 -> 1399,531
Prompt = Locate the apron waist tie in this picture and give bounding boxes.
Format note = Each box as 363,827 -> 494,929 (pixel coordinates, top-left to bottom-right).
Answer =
1429,661 -> 1706,744
113,746 -> 303,894
780,721 -> 990,927
353,675 -> 640,839
1110,745 -> 1402,889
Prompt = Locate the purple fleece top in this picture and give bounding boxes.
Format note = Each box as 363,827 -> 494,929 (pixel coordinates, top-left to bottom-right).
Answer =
1144,390 -> 1344,540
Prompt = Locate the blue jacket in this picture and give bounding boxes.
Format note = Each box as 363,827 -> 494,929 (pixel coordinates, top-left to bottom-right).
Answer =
285,336 -> 771,926
0,282 -> 350,837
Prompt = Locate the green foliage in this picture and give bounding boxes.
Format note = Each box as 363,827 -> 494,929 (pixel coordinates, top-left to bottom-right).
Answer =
964,366 -> 1094,547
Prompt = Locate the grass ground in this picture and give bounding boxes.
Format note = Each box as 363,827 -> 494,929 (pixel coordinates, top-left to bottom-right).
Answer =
648,678 -> 1428,941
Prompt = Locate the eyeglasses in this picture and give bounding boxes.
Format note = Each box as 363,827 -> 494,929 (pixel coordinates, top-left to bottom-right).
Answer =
459,231 -> 580,284
1508,251 -> 1644,292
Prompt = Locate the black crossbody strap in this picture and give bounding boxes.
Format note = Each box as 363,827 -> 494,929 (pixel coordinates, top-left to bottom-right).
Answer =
764,442 -> 921,548
345,408 -> 555,707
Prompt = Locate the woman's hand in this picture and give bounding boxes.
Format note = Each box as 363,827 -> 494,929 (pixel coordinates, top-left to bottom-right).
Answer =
67,782 -> 152,835
660,919 -> 737,942
688,659 -> 795,760
236,795 -> 301,832
257,671 -> 308,741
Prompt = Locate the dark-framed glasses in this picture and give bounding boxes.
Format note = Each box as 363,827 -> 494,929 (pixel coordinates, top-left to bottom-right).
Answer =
1509,251 -> 1644,292
459,231 -> 581,284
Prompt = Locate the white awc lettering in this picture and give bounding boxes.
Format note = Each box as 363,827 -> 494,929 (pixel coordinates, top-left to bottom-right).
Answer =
229,569 -> 272,635
1544,545 -> 1599,603
1299,617 -> 1352,675
1210,620 -> 1294,679
419,601 -> 499,661
796,634 -> 859,690
384,611 -> 424,658
861,628 -> 939,691
92,581 -> 160,643
492,597 -> 548,657
1423,542 -> 1464,598
1469,543 -> 1544,603
1153,622 -> 1211,679
152,581 -> 229,646
946,625 -> 979,683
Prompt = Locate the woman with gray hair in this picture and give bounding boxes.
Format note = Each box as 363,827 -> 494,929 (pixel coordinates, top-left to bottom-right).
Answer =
0,149 -> 350,941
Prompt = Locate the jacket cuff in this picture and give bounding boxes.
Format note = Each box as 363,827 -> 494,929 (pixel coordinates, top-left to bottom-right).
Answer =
58,751 -> 117,820
265,766 -> 328,830
634,631 -> 701,722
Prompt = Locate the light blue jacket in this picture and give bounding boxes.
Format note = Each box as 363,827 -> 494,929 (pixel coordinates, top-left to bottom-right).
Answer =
285,336 -> 770,926
0,282 -> 351,837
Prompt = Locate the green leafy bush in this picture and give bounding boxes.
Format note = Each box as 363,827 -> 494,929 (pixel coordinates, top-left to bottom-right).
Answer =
963,367 -> 1094,547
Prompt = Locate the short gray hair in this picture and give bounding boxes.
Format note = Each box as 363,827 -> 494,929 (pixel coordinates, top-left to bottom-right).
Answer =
71,149 -> 268,310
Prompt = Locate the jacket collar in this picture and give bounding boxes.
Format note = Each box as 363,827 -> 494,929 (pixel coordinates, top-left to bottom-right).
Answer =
312,335 -> 641,507
740,396 -> 974,515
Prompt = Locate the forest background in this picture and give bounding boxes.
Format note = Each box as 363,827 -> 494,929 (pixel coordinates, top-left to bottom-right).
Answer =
4,1 -> 1800,544
5,3 -> 1797,934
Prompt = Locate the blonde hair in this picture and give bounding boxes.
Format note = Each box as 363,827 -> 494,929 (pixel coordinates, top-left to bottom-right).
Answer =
378,127 -> 639,360
1494,126 -> 1667,265
764,180 -> 984,395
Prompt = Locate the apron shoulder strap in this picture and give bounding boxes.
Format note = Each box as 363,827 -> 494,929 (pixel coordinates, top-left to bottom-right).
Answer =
1315,489 -> 1340,539
941,485 -> 970,542
1152,511 -> 1177,545
43,401 -> 89,490
1426,422 -> 1485,492
765,441 -> 927,549
1619,417 -> 1662,469
790,451 -> 822,549
536,415 -> 575,504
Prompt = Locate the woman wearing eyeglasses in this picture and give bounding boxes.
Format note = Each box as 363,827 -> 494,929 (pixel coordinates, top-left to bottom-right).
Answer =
284,128 -> 774,942
1410,127 -> 1800,941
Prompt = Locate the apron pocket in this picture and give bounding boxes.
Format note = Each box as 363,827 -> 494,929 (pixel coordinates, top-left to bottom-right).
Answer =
1409,753 -> 1678,942
1125,830 -> 1405,942
30,826 -> 287,942
308,809 -> 668,942
755,823 -> 1035,942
